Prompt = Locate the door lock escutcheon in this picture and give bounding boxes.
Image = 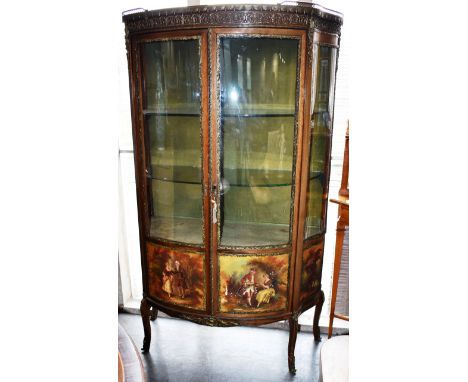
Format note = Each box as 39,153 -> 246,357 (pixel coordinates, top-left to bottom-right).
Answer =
211,199 -> 218,224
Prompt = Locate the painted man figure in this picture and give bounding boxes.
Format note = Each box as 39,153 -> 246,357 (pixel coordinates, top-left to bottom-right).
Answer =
240,268 -> 257,307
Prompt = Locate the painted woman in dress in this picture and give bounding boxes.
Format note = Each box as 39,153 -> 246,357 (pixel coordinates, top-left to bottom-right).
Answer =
256,273 -> 276,308
162,261 -> 174,298
172,260 -> 187,298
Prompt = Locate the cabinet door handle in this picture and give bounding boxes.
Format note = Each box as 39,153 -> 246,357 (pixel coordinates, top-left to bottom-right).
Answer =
211,199 -> 218,224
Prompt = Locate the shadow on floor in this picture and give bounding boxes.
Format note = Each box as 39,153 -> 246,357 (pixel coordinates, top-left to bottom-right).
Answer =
119,313 -> 324,382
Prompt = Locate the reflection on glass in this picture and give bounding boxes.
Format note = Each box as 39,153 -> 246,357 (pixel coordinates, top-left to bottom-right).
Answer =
304,45 -> 337,238
219,37 -> 299,247
142,39 -> 203,244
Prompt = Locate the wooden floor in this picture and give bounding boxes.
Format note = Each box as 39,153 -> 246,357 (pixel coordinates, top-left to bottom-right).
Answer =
119,313 -> 328,382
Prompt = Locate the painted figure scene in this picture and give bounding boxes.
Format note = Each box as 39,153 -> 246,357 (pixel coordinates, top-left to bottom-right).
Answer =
300,243 -> 324,304
219,254 -> 289,313
147,244 -> 205,310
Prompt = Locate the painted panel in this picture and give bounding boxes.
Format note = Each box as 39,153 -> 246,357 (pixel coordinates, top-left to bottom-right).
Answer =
219,253 -> 289,313
146,243 -> 205,310
300,242 -> 324,304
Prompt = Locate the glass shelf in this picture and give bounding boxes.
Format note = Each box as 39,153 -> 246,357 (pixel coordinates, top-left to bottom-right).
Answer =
222,105 -> 295,118
222,113 -> 295,118
143,108 -> 200,117
151,178 -> 201,185
150,165 -> 201,184
227,183 -> 290,188
150,178 -> 293,187
148,166 -> 325,188
223,168 -> 291,188
144,112 -> 200,117
144,110 -> 293,117
149,217 -> 290,247
220,221 -> 289,247
150,216 -> 203,244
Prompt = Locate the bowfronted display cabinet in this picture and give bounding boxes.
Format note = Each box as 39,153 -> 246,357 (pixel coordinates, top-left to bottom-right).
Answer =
123,3 -> 342,373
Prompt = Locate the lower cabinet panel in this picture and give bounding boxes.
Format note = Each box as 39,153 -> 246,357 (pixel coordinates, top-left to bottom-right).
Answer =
300,241 -> 324,304
218,253 -> 290,314
146,243 -> 206,311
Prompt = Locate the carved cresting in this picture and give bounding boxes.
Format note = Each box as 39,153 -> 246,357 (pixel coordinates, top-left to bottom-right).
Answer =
312,16 -> 342,35
123,4 -> 342,34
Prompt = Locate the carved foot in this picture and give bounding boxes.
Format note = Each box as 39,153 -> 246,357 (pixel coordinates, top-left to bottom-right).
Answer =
141,337 -> 151,353
288,315 -> 299,374
140,298 -> 152,353
313,290 -> 325,342
313,330 -> 322,342
150,306 -> 158,321
288,354 -> 296,375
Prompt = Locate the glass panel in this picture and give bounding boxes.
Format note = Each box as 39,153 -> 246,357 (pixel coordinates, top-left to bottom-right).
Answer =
304,45 -> 337,238
142,39 -> 203,244
219,37 -> 299,247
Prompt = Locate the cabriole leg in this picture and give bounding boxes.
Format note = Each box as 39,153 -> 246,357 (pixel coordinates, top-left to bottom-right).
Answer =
150,306 -> 158,321
140,298 -> 152,353
288,315 -> 299,374
313,290 -> 325,342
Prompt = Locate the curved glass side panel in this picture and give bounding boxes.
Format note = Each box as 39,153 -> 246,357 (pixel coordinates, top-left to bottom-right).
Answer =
142,39 -> 203,245
304,45 -> 337,239
218,37 -> 299,247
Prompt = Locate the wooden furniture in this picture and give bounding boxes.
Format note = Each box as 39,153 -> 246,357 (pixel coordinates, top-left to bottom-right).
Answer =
123,3 -> 342,373
328,126 -> 349,338
338,124 -> 349,198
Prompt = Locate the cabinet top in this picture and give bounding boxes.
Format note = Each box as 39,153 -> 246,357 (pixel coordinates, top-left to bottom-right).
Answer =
122,3 -> 343,35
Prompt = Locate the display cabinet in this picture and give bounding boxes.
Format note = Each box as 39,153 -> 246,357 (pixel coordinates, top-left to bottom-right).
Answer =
123,3 -> 342,373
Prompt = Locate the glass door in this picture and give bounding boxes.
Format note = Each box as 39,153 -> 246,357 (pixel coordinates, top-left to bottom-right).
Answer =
215,34 -> 301,248
141,35 -> 206,246
304,45 -> 337,238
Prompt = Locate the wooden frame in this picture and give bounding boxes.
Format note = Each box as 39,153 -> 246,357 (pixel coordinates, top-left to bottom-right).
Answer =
328,124 -> 350,338
123,3 -> 342,374
209,27 -> 307,319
